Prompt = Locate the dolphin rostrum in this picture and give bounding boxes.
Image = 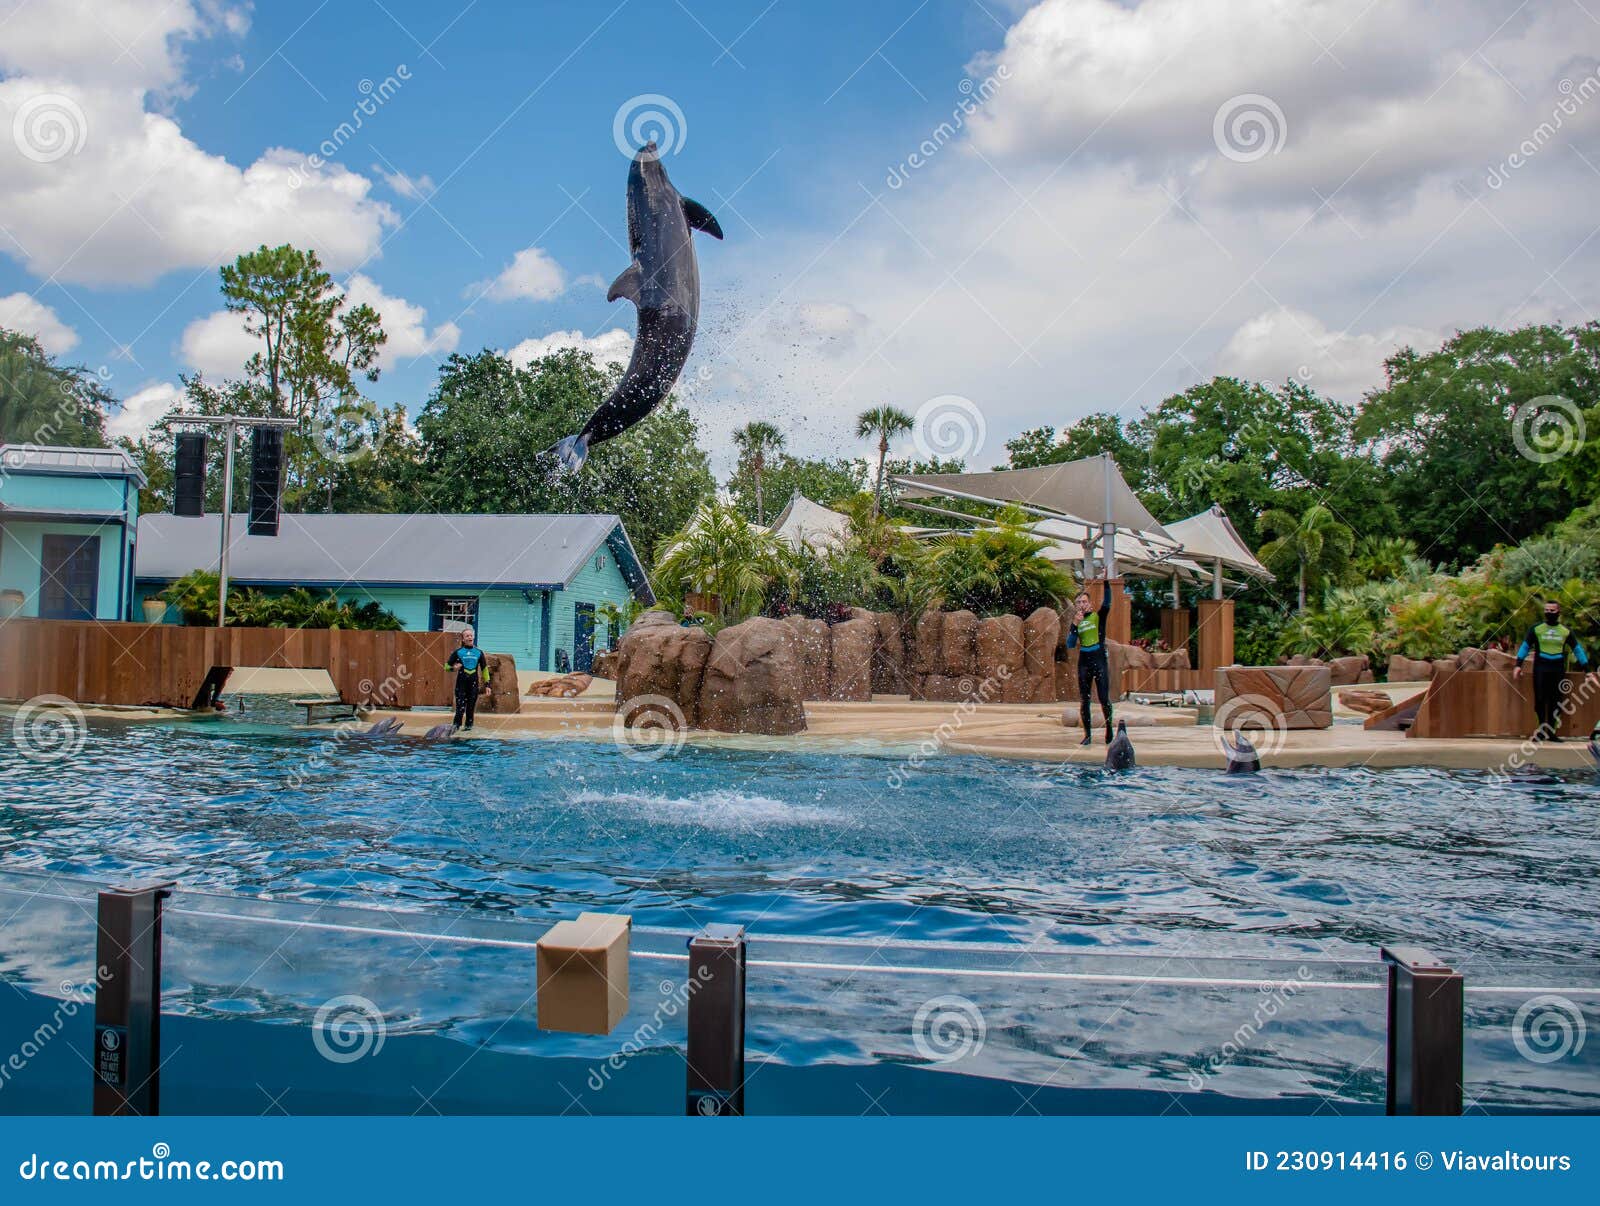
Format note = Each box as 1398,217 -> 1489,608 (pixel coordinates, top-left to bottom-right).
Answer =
1105,720 -> 1136,771
551,143 -> 722,472
1223,730 -> 1260,774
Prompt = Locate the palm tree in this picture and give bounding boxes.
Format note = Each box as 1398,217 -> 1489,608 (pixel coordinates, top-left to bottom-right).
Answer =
732,420 -> 785,525
1353,534 -> 1418,582
855,404 -> 914,514
1257,503 -> 1355,612
652,501 -> 789,628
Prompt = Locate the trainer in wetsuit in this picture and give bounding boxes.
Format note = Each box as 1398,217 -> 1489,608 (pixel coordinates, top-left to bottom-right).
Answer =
1066,588 -> 1114,746
1514,600 -> 1592,741
446,626 -> 490,731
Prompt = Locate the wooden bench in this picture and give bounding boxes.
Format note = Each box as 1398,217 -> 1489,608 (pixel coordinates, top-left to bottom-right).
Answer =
290,697 -> 359,725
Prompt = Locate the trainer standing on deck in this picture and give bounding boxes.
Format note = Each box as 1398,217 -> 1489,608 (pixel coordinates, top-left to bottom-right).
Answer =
1066,587 -> 1115,746
1514,600 -> 1593,741
446,626 -> 491,732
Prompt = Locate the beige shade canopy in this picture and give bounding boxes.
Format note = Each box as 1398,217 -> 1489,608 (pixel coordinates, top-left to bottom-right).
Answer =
894,454 -> 1174,542
1164,505 -> 1274,581
767,491 -> 851,551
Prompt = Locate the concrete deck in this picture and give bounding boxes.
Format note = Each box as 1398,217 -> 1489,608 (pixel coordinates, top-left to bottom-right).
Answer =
360,690 -> 1596,772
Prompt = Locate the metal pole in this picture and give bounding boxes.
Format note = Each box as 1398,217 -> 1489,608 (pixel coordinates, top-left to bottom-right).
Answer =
1213,557 -> 1224,601
93,881 -> 175,1116
1171,573 -> 1181,609
685,923 -> 746,1116
217,419 -> 236,629
1382,946 -> 1463,1116
1100,451 -> 1116,578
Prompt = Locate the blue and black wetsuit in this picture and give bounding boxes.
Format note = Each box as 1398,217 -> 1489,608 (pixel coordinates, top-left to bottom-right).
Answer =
446,643 -> 490,729
1516,619 -> 1589,739
1066,591 -> 1115,742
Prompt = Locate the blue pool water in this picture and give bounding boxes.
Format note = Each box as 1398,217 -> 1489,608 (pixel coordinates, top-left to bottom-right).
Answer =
1,703 -> 1598,961
2,703 -> 1598,1114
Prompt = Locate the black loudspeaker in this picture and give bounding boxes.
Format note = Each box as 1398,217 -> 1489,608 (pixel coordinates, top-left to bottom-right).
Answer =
174,432 -> 207,517
248,426 -> 284,536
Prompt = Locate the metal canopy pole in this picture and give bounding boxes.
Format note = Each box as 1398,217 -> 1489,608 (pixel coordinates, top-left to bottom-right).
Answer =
1213,557 -> 1225,601
1100,451 -> 1116,579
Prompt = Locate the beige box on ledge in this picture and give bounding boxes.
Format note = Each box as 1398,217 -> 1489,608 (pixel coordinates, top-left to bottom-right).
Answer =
536,912 -> 631,1035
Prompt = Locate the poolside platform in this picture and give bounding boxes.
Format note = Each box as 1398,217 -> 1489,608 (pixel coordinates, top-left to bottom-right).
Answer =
360,690 -> 1597,772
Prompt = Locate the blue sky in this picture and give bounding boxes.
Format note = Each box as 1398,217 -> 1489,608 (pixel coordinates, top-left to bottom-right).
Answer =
3,1 -> 1599,475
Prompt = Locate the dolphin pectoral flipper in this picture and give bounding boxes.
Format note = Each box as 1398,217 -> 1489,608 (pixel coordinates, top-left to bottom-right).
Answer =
681,197 -> 723,239
607,262 -> 644,304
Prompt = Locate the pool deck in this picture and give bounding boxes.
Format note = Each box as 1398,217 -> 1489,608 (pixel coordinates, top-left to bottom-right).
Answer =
356,688 -> 1596,772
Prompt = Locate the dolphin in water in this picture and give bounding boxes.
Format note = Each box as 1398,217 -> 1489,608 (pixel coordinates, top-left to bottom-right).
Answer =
1105,720 -> 1136,771
351,717 -> 404,740
1223,730 -> 1260,774
420,723 -> 457,742
551,143 -> 723,472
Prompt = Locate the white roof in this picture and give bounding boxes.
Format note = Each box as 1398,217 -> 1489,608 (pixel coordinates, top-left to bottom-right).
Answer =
1164,506 -> 1273,580
135,512 -> 653,599
768,491 -> 850,551
1028,519 -> 1208,581
0,443 -> 146,486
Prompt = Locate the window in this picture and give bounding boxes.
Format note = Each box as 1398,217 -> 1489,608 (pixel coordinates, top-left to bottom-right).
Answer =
429,595 -> 479,634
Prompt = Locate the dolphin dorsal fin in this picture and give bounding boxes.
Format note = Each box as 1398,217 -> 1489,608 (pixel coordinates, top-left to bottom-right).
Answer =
682,197 -> 724,239
607,261 -> 643,304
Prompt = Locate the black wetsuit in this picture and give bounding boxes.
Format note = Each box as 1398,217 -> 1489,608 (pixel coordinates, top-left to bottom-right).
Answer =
1069,593 -> 1114,739
447,644 -> 489,730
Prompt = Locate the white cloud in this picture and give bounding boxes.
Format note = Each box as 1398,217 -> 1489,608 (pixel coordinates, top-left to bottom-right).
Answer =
0,1 -> 396,286
0,293 -> 77,354
1214,308 -> 1445,404
507,328 -> 634,368
473,246 -> 567,303
178,309 -> 255,379
342,274 -> 460,364
373,164 -> 435,200
966,0 -> 1600,211
106,381 -> 182,441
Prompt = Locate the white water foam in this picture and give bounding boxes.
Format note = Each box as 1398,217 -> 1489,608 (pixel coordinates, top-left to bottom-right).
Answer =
566,788 -> 833,831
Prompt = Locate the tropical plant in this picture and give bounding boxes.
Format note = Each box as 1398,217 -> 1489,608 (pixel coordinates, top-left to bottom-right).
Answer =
1280,605 -> 1376,660
652,500 -> 790,629
855,404 -> 915,513
1257,503 -> 1356,611
916,511 -> 1077,616
1385,592 -> 1469,659
159,570 -> 401,629
1353,535 -> 1419,582
731,420 -> 786,525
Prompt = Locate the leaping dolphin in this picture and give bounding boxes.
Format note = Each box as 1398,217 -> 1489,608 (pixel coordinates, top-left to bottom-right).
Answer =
551,143 -> 723,472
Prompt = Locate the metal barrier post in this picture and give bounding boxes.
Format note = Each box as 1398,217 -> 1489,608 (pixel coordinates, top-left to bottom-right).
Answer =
686,923 -> 746,1116
93,881 -> 175,1116
1382,945 -> 1463,1116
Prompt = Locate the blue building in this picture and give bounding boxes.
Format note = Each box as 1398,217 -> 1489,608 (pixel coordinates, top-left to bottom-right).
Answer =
0,444 -> 144,621
134,511 -> 653,672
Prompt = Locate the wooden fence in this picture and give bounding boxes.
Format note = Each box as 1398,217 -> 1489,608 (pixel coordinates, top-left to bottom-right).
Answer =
1408,668 -> 1600,739
0,619 -> 461,710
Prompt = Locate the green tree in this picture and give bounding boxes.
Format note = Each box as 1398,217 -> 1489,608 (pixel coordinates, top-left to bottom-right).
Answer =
726,453 -> 868,523
415,347 -> 713,561
731,420 -> 785,524
1005,412 -> 1150,493
652,500 -> 788,627
854,404 -> 914,513
1257,503 -> 1355,612
0,329 -> 110,447
1356,324 -> 1597,566
1353,535 -> 1419,581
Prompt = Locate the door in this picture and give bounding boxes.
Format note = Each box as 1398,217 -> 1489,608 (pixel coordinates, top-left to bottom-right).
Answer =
39,534 -> 100,620
574,602 -> 595,672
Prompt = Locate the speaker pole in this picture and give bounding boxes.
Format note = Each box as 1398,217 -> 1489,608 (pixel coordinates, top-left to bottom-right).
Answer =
218,419 -> 236,628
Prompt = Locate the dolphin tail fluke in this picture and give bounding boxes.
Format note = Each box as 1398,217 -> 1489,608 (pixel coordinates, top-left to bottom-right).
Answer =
551,432 -> 590,474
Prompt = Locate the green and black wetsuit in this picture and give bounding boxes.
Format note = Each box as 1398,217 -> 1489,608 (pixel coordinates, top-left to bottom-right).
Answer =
1516,621 -> 1589,738
1067,592 -> 1114,740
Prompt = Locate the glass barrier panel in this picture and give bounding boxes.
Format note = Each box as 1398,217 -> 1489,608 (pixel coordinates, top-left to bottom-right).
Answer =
1463,964 -> 1600,1113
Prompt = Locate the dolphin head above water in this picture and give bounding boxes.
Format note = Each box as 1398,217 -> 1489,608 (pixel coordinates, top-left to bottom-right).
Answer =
1105,719 -> 1135,771
1224,730 -> 1260,774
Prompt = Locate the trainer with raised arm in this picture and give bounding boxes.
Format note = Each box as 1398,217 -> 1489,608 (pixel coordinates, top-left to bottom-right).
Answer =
1514,600 -> 1593,741
1066,587 -> 1115,746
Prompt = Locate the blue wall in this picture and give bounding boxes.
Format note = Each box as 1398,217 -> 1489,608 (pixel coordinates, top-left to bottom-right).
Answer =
0,471 -> 138,621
